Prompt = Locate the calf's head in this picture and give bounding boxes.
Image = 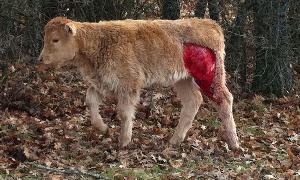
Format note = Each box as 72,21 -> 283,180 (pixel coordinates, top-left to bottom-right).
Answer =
38,17 -> 79,67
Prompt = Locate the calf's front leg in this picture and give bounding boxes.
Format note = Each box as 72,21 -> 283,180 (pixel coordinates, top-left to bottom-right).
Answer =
117,90 -> 140,148
86,86 -> 108,133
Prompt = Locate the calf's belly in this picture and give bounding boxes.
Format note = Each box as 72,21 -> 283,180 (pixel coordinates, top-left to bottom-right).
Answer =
183,43 -> 216,98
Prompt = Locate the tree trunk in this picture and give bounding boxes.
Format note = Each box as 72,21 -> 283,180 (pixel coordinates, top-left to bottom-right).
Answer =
195,0 -> 207,18
226,0 -> 252,89
195,0 -> 220,21
252,0 -> 293,96
288,0 -> 300,66
207,0 -> 220,21
41,0 -> 59,21
161,0 -> 181,20
219,0 -> 226,25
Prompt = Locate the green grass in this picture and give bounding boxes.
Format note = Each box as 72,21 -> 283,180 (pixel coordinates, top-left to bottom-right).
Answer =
0,172 -> 43,180
208,119 -> 222,129
252,100 -> 269,113
103,164 -> 198,179
104,167 -> 160,179
19,132 -> 37,140
225,159 -> 252,173
0,124 -> 17,132
0,173 -> 15,180
243,126 -> 264,136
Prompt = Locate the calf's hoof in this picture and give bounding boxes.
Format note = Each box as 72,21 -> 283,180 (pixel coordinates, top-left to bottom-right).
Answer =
92,121 -> 108,134
221,130 -> 239,150
169,134 -> 184,145
119,135 -> 131,148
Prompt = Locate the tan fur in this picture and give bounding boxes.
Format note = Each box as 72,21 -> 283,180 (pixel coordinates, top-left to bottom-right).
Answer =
39,17 -> 239,149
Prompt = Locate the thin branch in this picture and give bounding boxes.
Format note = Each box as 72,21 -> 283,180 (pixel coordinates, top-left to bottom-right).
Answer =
226,30 -> 246,37
26,162 -> 107,179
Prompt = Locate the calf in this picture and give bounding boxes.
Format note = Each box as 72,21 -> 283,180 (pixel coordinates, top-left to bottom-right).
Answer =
38,17 -> 239,149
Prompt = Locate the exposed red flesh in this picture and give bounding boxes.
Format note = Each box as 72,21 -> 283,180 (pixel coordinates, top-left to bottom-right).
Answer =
183,43 -> 216,99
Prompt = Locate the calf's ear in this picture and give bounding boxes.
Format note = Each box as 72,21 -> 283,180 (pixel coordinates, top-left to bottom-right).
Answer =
65,22 -> 76,36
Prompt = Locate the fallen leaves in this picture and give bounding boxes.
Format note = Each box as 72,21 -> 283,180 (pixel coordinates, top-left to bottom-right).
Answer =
0,63 -> 300,179
23,146 -> 39,161
288,146 -> 300,166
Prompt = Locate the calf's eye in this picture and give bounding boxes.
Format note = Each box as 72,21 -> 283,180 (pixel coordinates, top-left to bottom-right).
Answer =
52,39 -> 59,43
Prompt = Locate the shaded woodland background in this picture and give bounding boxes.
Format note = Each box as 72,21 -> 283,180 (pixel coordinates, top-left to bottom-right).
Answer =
0,0 -> 299,97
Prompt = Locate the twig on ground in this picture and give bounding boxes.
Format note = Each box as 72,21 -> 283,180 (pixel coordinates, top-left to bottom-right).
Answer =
26,162 -> 107,179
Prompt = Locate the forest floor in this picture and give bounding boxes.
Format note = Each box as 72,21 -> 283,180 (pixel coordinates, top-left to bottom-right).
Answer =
0,63 -> 299,179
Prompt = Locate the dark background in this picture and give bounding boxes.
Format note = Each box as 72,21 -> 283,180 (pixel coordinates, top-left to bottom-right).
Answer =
0,0 -> 299,97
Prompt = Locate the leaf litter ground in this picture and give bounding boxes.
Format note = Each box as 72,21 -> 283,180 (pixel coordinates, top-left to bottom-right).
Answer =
0,63 -> 299,179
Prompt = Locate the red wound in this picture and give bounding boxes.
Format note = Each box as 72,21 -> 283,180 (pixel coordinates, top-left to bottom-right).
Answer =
183,43 -> 216,99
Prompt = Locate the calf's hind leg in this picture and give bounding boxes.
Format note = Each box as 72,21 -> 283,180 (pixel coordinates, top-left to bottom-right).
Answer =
213,86 -> 239,149
86,86 -> 108,133
169,78 -> 203,145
